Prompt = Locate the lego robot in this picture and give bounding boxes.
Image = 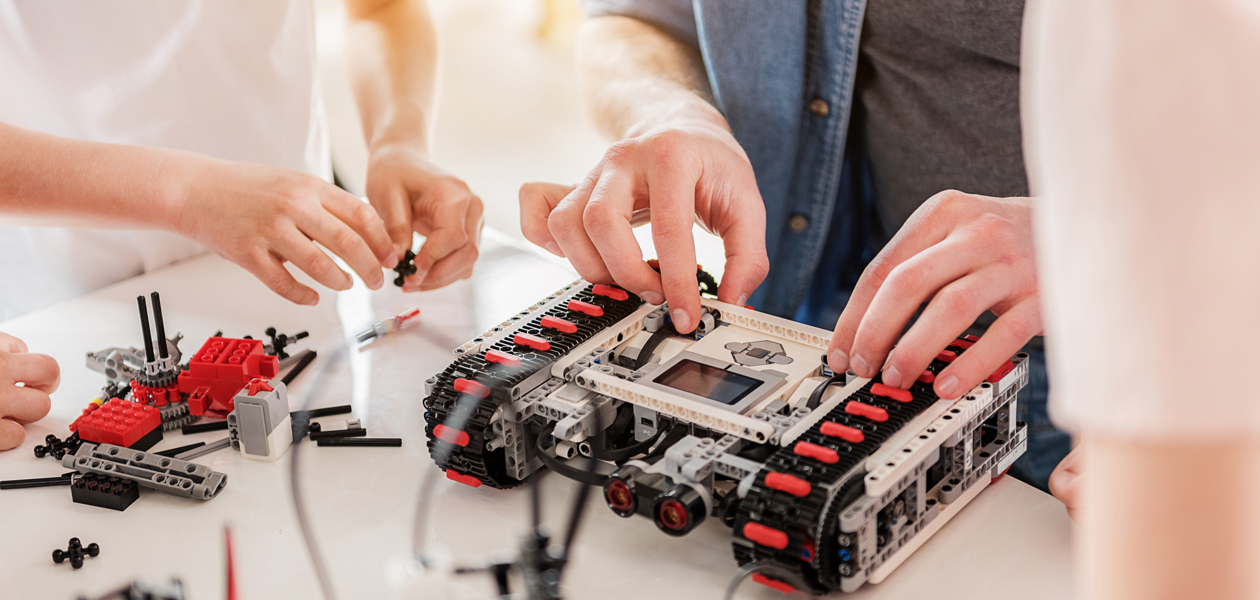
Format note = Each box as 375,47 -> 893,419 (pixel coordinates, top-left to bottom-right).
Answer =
422,276 -> 1028,595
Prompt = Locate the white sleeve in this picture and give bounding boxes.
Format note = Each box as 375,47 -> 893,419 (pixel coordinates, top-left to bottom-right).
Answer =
1023,0 -> 1260,440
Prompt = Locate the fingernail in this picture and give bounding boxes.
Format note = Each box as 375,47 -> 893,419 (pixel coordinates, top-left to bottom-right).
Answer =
385,245 -> 402,269
304,294 -> 319,306
882,365 -> 902,388
736,294 -> 749,308
367,275 -> 384,291
642,291 -> 664,305
671,308 -> 691,332
828,349 -> 849,373
545,242 -> 565,258
937,374 -> 959,398
850,354 -> 871,377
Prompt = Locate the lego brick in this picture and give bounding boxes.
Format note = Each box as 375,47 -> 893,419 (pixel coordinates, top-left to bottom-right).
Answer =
71,473 -> 140,511
227,380 -> 292,461
69,398 -> 162,449
178,337 -> 279,416
63,442 -> 227,501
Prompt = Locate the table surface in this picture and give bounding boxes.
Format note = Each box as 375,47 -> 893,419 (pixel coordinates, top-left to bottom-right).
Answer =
0,230 -> 1074,600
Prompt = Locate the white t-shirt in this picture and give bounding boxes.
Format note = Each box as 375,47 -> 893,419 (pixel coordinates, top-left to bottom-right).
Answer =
0,0 -> 329,321
1024,0 -> 1260,440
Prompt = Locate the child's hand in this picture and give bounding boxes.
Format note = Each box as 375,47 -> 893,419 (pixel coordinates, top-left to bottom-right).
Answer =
173,157 -> 401,305
364,144 -> 484,292
1049,446 -> 1084,521
0,332 -> 57,450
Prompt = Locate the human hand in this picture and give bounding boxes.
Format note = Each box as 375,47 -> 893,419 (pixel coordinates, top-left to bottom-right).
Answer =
826,192 -> 1041,398
1049,445 -> 1083,521
0,332 -> 57,450
173,156 -> 399,305
365,143 -> 484,292
518,120 -> 769,333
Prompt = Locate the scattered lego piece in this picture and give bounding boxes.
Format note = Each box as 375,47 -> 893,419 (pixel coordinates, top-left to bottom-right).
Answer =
64,443 -> 227,501
0,473 -> 74,490
34,433 -> 83,461
279,349 -> 317,386
345,419 -> 361,430
292,405 -> 352,419
264,327 -> 308,360
308,428 -> 367,441
70,398 -> 163,450
178,337 -> 279,417
181,420 -> 228,435
392,248 -> 418,287
72,473 -> 140,511
52,537 -> 99,569
173,437 -> 231,461
315,437 -> 401,447
155,442 -> 205,458
355,307 -> 421,344
228,379 -> 293,461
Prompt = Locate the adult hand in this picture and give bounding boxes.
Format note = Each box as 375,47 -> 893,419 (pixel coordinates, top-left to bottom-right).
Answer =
365,143 -> 485,292
518,120 -> 769,333
0,332 -> 57,450
174,156 -> 400,305
1049,446 -> 1083,521
826,191 -> 1041,399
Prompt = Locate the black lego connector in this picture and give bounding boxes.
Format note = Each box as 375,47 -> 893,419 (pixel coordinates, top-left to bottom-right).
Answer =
392,248 -> 418,287
316,437 -> 401,447
52,537 -> 100,569
265,327 -> 309,361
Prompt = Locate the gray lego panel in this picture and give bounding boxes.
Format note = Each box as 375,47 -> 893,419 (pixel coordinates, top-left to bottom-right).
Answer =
63,443 -> 227,500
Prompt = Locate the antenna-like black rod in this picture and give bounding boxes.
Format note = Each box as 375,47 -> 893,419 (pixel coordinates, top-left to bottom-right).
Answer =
137,295 -> 155,363
150,292 -> 168,359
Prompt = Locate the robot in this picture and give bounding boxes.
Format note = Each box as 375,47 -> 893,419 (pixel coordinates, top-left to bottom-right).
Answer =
422,274 -> 1028,595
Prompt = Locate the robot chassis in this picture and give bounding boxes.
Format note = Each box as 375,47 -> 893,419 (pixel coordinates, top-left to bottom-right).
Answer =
423,277 -> 1028,595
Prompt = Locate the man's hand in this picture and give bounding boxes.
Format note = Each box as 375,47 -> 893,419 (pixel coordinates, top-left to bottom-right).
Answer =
0,332 -> 57,450
1049,446 -> 1083,521
518,120 -> 769,333
365,143 -> 484,292
826,191 -> 1041,398
174,157 -> 399,306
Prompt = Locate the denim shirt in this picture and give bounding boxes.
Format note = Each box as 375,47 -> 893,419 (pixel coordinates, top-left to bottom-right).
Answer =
583,0 -> 870,320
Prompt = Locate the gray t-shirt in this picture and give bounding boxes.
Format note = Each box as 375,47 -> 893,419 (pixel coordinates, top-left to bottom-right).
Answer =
855,0 -> 1028,234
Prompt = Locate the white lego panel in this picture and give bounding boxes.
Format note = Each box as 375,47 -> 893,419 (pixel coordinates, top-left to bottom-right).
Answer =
778,376 -> 871,445
454,279 -> 587,356
868,475 -> 990,585
864,399 -> 955,476
701,299 -> 833,351
681,320 -> 821,384
552,302 -> 658,378
576,370 -> 775,443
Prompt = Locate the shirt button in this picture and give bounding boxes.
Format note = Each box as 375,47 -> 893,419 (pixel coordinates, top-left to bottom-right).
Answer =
809,98 -> 830,116
789,214 -> 810,232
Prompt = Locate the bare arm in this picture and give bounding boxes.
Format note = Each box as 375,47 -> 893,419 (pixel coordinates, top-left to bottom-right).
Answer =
343,0 -> 484,292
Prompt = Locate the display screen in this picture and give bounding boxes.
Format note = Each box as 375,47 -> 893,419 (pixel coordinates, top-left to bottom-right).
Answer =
655,359 -> 762,405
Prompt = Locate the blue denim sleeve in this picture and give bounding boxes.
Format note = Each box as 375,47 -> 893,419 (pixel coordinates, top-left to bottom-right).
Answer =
579,0 -> 700,49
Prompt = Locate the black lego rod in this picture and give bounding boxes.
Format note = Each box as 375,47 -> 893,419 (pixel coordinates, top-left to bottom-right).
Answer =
308,428 -> 367,441
156,441 -> 205,458
150,292 -> 168,359
182,420 -> 229,435
1,475 -> 74,490
291,404 -> 352,419
316,437 -> 401,447
137,295 -> 155,363
280,349 -> 317,386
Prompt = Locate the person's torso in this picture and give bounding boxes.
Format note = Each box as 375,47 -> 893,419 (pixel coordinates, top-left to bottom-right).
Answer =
0,0 -> 328,321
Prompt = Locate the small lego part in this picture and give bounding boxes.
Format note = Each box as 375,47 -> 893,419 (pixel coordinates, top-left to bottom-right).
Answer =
844,400 -> 889,422
264,327 -> 308,360
308,427 -> 367,440
355,307 -> 421,344
513,333 -> 551,352
567,299 -> 604,317
173,437 -> 231,461
34,433 -> 84,461
870,383 -> 913,403
52,538 -> 99,569
279,349 -> 317,386
71,473 -> 140,511
181,420 -> 228,435
345,419 -> 361,430
64,442 -> 227,501
392,248 -> 418,287
155,442 -> 205,458
315,437 -> 401,447
227,379 -> 293,462
0,473 -> 74,490
70,398 -> 163,450
178,337 -> 279,417
540,316 -> 578,334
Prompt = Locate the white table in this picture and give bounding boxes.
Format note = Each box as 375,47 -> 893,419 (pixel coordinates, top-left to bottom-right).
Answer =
0,231 -> 1074,600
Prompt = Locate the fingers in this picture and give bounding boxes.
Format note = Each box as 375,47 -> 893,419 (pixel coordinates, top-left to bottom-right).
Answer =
0,386 -> 52,424
323,188 -> 398,271
585,170 -> 665,304
646,162 -> 700,332
244,252 -> 319,306
415,195 -> 484,291
275,231 -> 354,292
0,333 -> 27,353
0,418 -> 24,451
368,184 -> 416,261
520,182 -> 575,257
879,267 -> 1010,389
412,182 -> 473,282
934,298 -> 1041,398
301,199 -> 387,290
713,207 -> 768,307
1049,446 -> 1084,522
3,352 -> 60,393
549,175 -> 614,284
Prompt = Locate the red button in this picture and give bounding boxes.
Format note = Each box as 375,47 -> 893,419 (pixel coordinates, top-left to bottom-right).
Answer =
793,441 -> 839,464
820,421 -> 865,443
845,401 -> 889,422
567,300 -> 604,317
446,470 -> 482,488
485,350 -> 522,369
751,574 -> 795,594
592,284 -> 629,302
513,333 -> 551,351
454,378 -> 489,398
918,370 -> 935,384
434,424 -> 469,447
742,522 -> 789,550
541,316 -> 578,334
986,359 -> 1016,383
936,349 -> 958,363
871,383 -> 912,403
765,472 -> 812,497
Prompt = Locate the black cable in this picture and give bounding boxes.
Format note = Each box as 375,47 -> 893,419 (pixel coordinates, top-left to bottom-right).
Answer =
561,410 -> 605,555
633,322 -> 678,370
592,427 -> 664,462
534,422 -> 608,487
643,422 -> 689,462
806,373 -> 844,410
723,562 -> 773,600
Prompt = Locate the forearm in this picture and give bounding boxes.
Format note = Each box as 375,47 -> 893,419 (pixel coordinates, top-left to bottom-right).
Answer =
576,16 -> 725,139
344,0 -> 437,154
0,122 -> 185,230
1081,435 -> 1260,599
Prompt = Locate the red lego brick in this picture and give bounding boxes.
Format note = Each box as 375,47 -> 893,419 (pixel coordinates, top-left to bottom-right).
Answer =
820,421 -> 865,443
592,284 -> 629,302
792,441 -> 839,464
178,337 -> 279,417
566,299 -> 604,317
765,472 -> 812,497
743,522 -> 789,550
513,333 -> 551,352
540,316 -> 578,334
845,401 -> 889,422
69,398 -> 162,449
871,383 -> 912,403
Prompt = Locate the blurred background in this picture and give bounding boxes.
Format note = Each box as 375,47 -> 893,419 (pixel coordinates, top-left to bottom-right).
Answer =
315,0 -> 729,281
